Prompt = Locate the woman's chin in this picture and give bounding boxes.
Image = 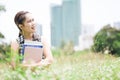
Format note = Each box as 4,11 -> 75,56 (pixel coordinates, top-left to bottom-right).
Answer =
31,30 -> 36,33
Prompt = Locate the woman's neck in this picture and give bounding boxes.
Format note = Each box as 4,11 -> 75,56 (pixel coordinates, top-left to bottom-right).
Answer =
23,33 -> 33,40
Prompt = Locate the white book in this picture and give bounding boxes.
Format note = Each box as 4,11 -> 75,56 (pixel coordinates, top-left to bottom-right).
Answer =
22,40 -> 43,64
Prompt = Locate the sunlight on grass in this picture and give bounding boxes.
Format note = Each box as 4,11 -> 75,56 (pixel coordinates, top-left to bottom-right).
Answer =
0,50 -> 120,80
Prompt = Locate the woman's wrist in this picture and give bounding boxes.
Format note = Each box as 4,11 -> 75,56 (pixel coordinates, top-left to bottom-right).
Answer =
21,59 -> 52,67
38,59 -> 51,66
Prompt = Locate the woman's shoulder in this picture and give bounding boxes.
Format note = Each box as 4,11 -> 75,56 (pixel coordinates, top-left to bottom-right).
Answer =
11,39 -> 19,52
41,36 -> 50,46
41,36 -> 46,43
11,39 -> 19,44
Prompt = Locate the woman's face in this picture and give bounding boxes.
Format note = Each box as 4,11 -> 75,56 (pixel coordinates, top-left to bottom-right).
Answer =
21,13 -> 36,34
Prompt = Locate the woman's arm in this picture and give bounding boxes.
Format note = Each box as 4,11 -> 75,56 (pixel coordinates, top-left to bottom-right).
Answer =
10,40 -> 19,69
11,40 -> 19,52
38,36 -> 54,66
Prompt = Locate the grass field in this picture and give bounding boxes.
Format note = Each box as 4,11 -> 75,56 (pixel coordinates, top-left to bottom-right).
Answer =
0,49 -> 120,80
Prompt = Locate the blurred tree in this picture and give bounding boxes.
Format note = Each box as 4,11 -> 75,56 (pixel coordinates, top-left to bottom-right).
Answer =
0,32 -> 4,38
92,24 -> 120,55
0,4 -> 6,38
0,4 -> 6,12
60,40 -> 65,49
0,4 -> 7,59
61,41 -> 74,55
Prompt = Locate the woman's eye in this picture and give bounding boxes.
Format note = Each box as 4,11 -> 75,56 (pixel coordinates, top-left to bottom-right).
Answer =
27,20 -> 32,23
27,19 -> 34,23
32,19 -> 34,21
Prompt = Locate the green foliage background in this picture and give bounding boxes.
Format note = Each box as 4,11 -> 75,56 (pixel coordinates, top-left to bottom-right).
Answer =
1,49 -> 120,80
92,24 -> 120,55
0,5 -> 6,12
0,32 -> 4,38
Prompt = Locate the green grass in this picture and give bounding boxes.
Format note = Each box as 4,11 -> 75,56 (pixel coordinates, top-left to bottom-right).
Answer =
0,50 -> 120,80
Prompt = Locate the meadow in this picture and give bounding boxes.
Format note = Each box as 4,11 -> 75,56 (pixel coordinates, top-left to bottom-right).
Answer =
0,49 -> 120,80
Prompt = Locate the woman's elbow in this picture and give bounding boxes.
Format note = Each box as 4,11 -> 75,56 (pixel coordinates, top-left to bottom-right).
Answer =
47,57 -> 54,64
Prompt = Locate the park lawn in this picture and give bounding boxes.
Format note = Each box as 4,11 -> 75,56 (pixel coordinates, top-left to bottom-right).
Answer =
0,50 -> 120,80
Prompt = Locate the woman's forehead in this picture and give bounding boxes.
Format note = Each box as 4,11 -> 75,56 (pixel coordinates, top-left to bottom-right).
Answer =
25,13 -> 34,20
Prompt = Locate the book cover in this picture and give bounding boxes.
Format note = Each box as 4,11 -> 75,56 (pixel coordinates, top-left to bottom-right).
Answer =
22,40 -> 43,63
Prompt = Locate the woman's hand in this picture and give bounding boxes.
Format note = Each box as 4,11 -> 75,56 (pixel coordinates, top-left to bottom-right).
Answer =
37,59 -> 51,67
21,59 -> 52,68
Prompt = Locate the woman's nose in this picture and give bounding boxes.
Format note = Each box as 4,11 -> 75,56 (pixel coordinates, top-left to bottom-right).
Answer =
32,21 -> 35,26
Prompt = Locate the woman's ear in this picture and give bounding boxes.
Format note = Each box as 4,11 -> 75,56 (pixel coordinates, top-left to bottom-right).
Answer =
18,24 -> 23,30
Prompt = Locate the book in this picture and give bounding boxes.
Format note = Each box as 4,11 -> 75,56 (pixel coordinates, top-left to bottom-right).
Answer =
21,40 -> 43,64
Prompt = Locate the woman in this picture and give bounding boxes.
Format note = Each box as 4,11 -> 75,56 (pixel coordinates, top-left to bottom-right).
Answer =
11,11 -> 53,67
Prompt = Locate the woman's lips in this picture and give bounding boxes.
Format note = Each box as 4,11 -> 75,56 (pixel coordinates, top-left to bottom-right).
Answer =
31,26 -> 35,30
